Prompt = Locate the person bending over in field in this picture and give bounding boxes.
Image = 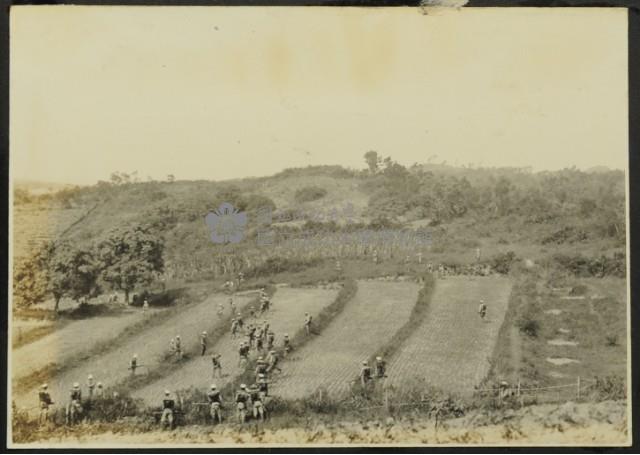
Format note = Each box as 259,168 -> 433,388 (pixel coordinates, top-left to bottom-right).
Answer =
360,361 -> 372,388
266,350 -> 282,374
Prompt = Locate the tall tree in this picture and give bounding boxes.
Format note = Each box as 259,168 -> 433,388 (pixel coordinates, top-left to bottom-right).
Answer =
98,225 -> 165,304
364,151 -> 379,174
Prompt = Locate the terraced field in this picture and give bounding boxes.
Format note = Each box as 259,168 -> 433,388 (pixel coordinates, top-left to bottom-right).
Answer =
14,293 -> 253,409
12,206 -> 86,259
270,280 -> 420,399
11,307 -> 163,382
131,287 -> 338,404
385,276 -> 512,395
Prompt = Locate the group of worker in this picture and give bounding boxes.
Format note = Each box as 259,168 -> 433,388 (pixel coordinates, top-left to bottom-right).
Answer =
359,356 -> 387,387
36,281 -> 486,429
38,373 -> 107,425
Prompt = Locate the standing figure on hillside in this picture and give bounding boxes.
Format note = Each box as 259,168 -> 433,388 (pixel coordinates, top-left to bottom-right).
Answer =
360,361 -> 372,388
375,356 -> 387,379
87,374 -> 96,398
211,353 -> 222,378
217,302 -> 224,317
175,335 -> 182,359
249,383 -> 266,421
478,300 -> 487,320
129,354 -> 138,376
230,318 -> 239,339
207,384 -> 223,424
255,356 -> 268,381
236,313 -> 244,329
235,384 -> 250,424
475,247 -> 481,262
266,330 -> 275,350
160,390 -> 175,430
142,299 -> 149,314
95,382 -> 104,398
38,384 -> 54,425
66,382 -> 83,425
200,331 -> 208,356
283,334 -> 291,356
304,313 -> 313,336
238,342 -> 249,367
373,249 -> 379,264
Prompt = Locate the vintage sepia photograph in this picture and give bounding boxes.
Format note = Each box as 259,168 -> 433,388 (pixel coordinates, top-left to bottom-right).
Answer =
7,5 -> 631,448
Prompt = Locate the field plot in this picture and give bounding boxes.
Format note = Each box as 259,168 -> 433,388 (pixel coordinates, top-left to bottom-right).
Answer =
131,287 -> 338,404
14,293 -> 252,409
385,276 -> 512,395
11,308 -> 162,382
13,206 -> 86,259
270,280 -> 420,399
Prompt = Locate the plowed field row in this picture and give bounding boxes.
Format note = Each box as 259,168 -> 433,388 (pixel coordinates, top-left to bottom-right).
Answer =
132,287 -> 339,404
270,280 -> 421,399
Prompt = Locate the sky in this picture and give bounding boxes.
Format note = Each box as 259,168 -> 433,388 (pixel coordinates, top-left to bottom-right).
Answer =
10,6 -> 628,185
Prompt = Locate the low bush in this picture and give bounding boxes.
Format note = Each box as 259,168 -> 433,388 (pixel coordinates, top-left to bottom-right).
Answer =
294,186 -> 328,203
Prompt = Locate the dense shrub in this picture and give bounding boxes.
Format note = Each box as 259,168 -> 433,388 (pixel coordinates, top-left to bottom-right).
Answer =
294,186 -> 328,203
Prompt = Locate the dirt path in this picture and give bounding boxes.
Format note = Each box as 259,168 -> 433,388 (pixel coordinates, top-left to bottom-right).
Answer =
13,293 -> 253,409
385,276 -> 512,395
270,280 -> 420,400
11,308 -> 161,382
131,287 -> 338,404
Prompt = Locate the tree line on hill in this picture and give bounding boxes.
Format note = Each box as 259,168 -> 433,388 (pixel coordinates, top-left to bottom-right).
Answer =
13,224 -> 164,312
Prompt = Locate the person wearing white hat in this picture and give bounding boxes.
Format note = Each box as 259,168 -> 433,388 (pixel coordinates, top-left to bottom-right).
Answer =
87,374 -> 96,398
66,382 -> 83,425
360,361 -> 372,388
207,384 -> 223,424
235,384 -> 250,423
38,384 -> 53,424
